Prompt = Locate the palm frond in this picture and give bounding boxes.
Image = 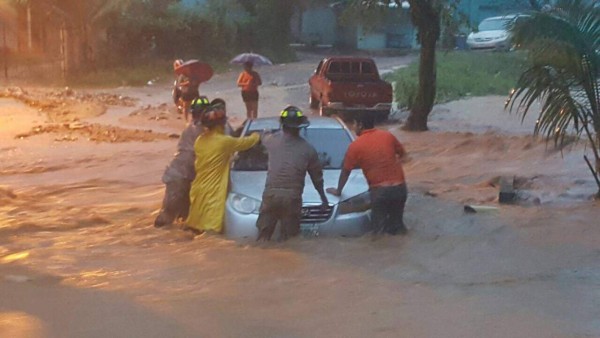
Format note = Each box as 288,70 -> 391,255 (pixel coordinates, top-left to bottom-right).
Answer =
526,39 -> 584,77
511,12 -> 586,53
507,0 -> 600,194
507,65 -> 588,145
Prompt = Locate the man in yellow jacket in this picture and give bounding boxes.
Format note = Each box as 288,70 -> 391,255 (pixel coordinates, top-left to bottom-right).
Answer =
186,102 -> 260,234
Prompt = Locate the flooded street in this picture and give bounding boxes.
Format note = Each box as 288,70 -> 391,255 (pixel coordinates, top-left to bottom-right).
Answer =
1,54 -> 600,337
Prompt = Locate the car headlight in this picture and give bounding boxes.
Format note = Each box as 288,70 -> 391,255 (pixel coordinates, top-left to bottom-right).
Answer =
338,192 -> 371,215
229,193 -> 261,214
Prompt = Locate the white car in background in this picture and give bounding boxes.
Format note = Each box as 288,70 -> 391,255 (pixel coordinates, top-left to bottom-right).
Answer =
467,14 -> 529,50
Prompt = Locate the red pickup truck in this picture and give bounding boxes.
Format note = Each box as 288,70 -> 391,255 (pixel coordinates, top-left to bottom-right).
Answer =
308,57 -> 393,120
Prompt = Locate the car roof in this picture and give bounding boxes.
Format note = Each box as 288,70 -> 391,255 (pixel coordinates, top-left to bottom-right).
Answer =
247,116 -> 345,130
322,56 -> 375,63
481,14 -> 524,21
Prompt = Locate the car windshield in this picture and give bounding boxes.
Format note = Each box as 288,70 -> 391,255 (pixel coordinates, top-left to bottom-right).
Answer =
478,18 -> 510,31
232,128 -> 352,171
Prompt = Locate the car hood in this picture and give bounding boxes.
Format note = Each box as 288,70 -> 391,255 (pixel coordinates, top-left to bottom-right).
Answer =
229,169 -> 369,204
468,30 -> 507,39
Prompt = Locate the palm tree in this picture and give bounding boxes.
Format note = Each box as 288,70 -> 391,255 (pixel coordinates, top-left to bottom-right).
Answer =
506,0 -> 600,198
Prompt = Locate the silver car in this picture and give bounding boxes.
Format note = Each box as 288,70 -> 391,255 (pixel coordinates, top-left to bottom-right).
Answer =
467,14 -> 529,50
225,116 -> 371,239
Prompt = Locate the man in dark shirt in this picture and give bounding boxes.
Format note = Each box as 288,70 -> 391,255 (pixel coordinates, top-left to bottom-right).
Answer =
256,106 -> 329,241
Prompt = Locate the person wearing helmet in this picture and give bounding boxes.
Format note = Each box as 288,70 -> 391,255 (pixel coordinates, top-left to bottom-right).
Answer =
173,59 -> 201,122
256,106 -> 329,241
173,59 -> 184,70
186,102 -> 261,235
209,98 -> 234,136
154,96 -> 211,228
172,59 -> 185,106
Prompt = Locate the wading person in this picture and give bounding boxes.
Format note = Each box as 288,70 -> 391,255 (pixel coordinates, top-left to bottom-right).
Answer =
236,61 -> 262,119
186,103 -> 260,235
327,115 -> 408,235
209,98 -> 234,136
256,106 -> 329,241
154,96 -> 211,228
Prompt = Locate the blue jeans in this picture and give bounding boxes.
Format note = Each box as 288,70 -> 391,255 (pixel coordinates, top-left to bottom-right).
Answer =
369,184 -> 408,235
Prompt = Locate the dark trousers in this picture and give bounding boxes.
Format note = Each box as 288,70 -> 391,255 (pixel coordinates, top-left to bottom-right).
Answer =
256,192 -> 302,241
154,179 -> 192,227
370,183 -> 408,235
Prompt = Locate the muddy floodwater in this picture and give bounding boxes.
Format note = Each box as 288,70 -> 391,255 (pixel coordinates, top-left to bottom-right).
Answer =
1,54 -> 600,338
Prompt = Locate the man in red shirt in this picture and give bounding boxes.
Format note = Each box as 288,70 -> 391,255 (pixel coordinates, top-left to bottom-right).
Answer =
327,115 -> 408,235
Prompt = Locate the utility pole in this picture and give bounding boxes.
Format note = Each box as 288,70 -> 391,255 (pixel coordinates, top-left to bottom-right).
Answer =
60,21 -> 68,81
3,23 -> 7,79
27,1 -> 32,51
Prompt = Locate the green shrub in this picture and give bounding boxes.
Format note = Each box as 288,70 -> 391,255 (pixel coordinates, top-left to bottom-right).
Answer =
384,51 -> 528,109
66,58 -> 235,88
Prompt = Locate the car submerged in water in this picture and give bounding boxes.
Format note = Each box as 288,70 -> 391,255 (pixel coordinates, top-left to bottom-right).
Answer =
467,14 -> 530,51
225,116 -> 371,239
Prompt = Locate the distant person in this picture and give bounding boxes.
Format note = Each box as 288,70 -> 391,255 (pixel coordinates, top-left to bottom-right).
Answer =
186,102 -> 260,235
236,61 -> 262,119
172,59 -> 184,107
327,115 -> 408,235
173,59 -> 201,122
154,96 -> 211,228
256,106 -> 329,241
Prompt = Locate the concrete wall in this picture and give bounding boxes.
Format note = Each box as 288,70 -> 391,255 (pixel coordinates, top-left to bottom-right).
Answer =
356,8 -> 416,50
180,0 -> 208,7
299,7 -> 337,46
357,27 -> 386,50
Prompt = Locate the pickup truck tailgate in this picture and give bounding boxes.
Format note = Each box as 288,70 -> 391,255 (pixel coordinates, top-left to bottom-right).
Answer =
329,81 -> 392,106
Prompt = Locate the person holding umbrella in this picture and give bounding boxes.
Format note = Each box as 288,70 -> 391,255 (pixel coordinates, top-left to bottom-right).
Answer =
173,59 -> 214,122
178,74 -> 200,122
236,61 -> 262,119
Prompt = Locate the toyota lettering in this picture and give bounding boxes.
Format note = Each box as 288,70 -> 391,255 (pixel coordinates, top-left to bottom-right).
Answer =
345,91 -> 378,99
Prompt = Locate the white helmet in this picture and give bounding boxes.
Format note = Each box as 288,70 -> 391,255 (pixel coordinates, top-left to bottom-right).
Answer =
173,59 -> 184,70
